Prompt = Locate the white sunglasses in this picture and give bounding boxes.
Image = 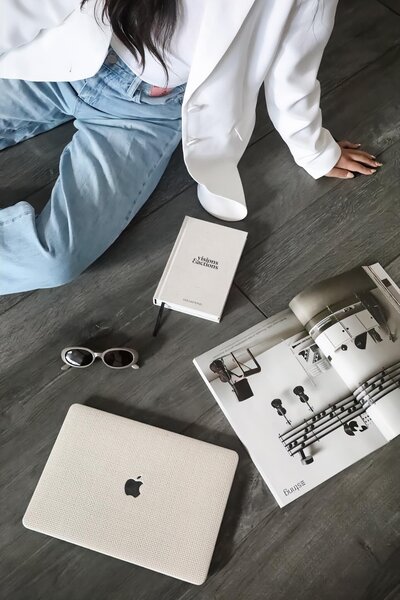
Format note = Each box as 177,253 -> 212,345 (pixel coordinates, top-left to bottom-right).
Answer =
61,347 -> 140,371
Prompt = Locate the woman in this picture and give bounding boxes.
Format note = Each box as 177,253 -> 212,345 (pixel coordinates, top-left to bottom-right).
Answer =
0,0 -> 381,294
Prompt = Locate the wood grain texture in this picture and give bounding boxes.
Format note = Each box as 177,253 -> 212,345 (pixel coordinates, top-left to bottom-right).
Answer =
378,0 -> 400,16
236,138 -> 400,316
1,1 -> 400,599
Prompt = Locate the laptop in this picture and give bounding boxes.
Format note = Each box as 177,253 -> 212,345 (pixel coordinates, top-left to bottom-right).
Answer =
22,404 -> 238,585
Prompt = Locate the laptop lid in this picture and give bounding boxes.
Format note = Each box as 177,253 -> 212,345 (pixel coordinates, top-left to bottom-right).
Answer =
22,404 -> 238,585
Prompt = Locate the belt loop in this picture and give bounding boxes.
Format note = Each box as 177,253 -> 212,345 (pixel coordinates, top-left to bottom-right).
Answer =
127,75 -> 143,97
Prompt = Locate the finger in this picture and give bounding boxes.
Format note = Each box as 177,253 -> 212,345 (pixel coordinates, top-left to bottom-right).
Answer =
343,159 -> 376,175
326,167 -> 354,179
339,140 -> 362,149
349,151 -> 382,167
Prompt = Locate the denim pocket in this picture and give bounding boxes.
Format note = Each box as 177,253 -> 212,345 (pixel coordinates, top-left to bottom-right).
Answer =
71,70 -> 108,105
72,57 -> 140,107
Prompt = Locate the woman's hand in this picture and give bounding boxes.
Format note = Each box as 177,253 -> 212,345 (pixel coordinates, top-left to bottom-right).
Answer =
326,140 -> 383,179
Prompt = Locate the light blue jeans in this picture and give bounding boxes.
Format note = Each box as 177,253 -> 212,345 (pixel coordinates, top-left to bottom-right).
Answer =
0,48 -> 185,294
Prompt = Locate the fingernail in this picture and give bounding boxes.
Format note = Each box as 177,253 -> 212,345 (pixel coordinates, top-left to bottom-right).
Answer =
370,155 -> 376,159
375,162 -> 383,166
347,172 -> 355,178
356,144 -> 362,147
370,169 -> 376,174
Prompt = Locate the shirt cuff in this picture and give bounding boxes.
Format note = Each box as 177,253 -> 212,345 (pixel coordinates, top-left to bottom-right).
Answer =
300,133 -> 342,180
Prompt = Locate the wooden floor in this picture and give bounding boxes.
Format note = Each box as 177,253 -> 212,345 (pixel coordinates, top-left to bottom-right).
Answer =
1,1 -> 400,599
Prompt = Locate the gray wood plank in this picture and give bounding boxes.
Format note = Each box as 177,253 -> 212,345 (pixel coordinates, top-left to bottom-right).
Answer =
0,291 -> 35,316
319,0 -> 400,94
386,255 -> 400,282
235,139 -> 400,316
180,439 -> 400,600
0,122 -> 75,208
378,0 -> 400,16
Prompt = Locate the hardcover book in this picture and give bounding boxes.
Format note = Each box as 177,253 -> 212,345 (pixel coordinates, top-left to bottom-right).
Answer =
193,263 -> 400,507
153,216 -> 248,322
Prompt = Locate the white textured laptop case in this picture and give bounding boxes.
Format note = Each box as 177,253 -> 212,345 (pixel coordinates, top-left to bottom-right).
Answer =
22,404 -> 238,585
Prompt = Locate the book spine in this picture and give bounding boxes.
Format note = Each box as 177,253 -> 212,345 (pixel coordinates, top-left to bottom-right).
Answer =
153,216 -> 190,305
216,232 -> 248,320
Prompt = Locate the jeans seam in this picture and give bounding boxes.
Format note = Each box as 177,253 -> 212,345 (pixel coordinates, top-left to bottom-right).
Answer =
0,211 -> 32,226
2,117 -> 69,133
124,130 -> 182,223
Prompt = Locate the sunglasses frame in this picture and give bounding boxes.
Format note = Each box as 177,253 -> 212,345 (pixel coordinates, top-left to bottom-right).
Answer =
61,346 -> 140,370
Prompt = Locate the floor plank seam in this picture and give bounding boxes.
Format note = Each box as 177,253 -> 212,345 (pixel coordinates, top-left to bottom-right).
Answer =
376,0 -> 400,17
319,42 -> 400,101
135,182 -> 196,223
0,291 -> 36,316
238,136 -> 400,267
2,177 -> 58,203
182,404 -> 217,433
0,371 -> 66,418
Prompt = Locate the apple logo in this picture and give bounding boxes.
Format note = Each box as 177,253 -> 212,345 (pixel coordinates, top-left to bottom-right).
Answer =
124,476 -> 143,498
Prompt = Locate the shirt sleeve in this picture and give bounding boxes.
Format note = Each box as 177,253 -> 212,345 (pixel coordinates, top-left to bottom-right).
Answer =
0,0 -> 80,55
264,0 -> 341,179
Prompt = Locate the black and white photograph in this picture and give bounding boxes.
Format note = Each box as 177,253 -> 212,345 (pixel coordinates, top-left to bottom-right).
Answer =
194,265 -> 400,507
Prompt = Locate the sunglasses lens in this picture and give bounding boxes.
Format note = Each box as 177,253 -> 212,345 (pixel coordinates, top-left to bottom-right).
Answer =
64,348 -> 93,367
103,350 -> 134,368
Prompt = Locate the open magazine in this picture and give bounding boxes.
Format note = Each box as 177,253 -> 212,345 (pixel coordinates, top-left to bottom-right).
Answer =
193,264 -> 400,507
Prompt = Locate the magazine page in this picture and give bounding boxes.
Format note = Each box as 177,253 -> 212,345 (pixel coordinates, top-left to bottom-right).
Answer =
193,310 -> 387,507
289,264 -> 400,441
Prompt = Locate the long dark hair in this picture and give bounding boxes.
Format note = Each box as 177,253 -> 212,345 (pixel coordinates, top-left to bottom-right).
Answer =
81,0 -> 181,84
